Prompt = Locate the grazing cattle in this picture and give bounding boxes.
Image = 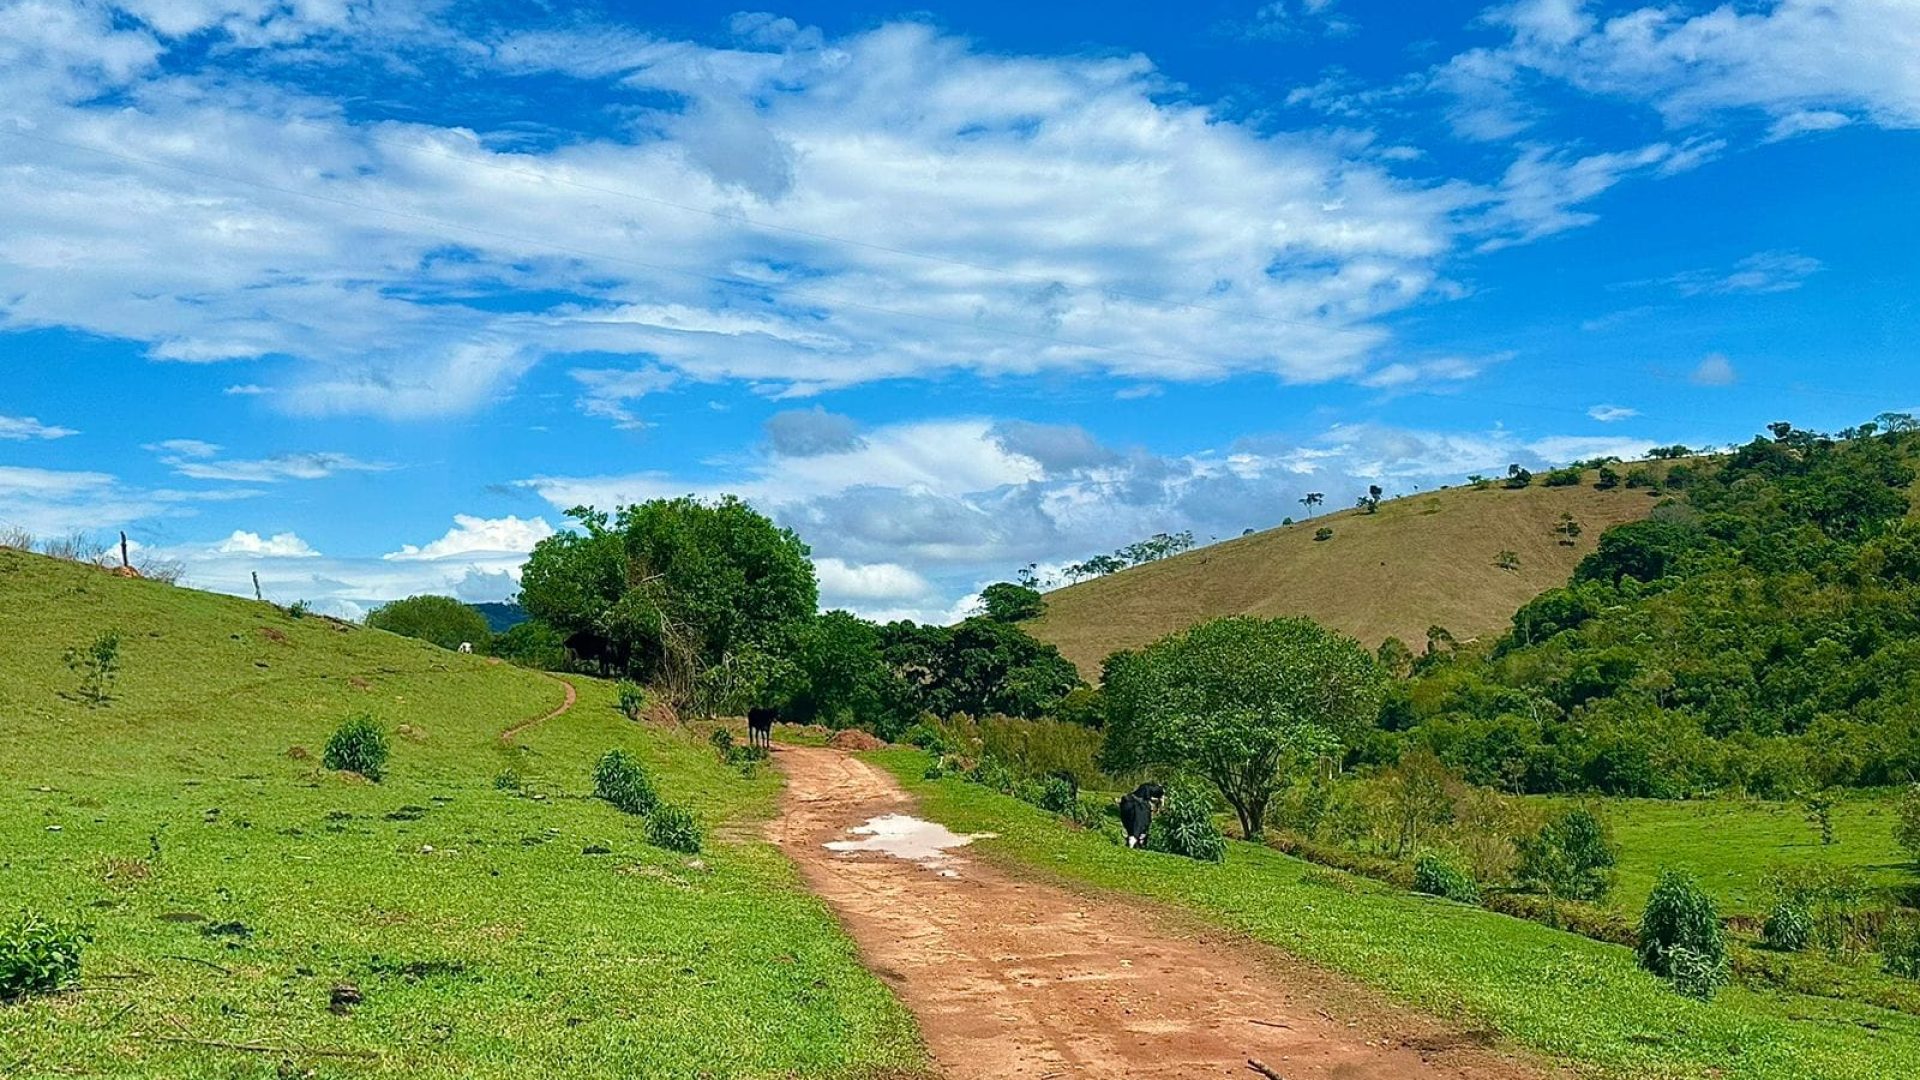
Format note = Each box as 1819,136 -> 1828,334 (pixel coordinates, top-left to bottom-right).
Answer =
1119,783 -> 1166,849
746,706 -> 777,752
457,642 -> 474,654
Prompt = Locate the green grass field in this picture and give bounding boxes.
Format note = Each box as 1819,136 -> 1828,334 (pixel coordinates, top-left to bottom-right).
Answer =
872,749 -> 1920,1080
0,550 -> 926,1079
1579,795 -> 1912,917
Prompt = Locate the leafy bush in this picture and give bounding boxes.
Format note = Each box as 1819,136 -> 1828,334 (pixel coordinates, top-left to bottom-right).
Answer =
1762,899 -> 1814,952
1897,785 -> 1920,866
1412,852 -> 1481,904
322,714 -> 390,781
366,594 -> 490,651
1882,913 -> 1920,980
1036,774 -> 1077,816
646,803 -> 703,854
1763,863 -> 1870,956
1145,780 -> 1226,863
967,755 -> 1015,794
63,630 -> 120,706
492,768 -> 524,792
1,910 -> 88,1001
1313,527 -> 1334,542
593,749 -> 657,815
490,619 -> 571,670
708,728 -> 735,756
1518,806 -> 1616,903
1637,869 -> 1728,999
616,681 -> 647,720
901,721 -> 956,755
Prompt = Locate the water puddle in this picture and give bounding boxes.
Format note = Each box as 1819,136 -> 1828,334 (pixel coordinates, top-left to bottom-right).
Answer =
825,814 -> 998,877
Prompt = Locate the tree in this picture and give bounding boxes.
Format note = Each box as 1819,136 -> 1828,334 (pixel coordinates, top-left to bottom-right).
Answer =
977,582 -> 1045,622
881,617 -> 1082,721
1897,786 -> 1920,866
783,611 -> 899,731
1298,492 -> 1325,516
490,620 -> 571,670
1504,464 -> 1533,489
1358,484 -> 1384,513
1375,637 -> 1416,679
1595,466 -> 1621,490
1101,616 -> 1385,840
518,498 -> 816,705
366,595 -> 491,652
1553,512 -> 1583,546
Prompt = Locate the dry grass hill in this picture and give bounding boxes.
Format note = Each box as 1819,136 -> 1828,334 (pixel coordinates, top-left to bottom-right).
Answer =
1025,478 -> 1659,677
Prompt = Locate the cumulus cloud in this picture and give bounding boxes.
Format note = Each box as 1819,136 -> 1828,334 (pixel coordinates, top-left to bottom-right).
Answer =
1691,352 -> 1738,387
988,420 -> 1116,474
214,530 -> 319,557
765,407 -> 866,457
384,514 -> 554,561
812,557 -> 935,605
0,414 -> 79,440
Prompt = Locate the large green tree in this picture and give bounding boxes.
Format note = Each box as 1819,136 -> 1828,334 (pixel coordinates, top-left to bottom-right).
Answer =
365,595 -> 491,652
1102,616 -> 1386,840
518,498 -> 817,706
880,617 -> 1082,721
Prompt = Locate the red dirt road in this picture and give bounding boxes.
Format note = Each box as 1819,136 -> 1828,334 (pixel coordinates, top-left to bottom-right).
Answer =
771,747 -> 1551,1080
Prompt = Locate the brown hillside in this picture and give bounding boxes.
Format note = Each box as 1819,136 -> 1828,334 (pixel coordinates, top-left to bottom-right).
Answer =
1026,481 -> 1659,677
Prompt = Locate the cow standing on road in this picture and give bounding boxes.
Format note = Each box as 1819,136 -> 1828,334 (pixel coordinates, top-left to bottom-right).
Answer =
746,706 -> 777,752
1119,783 -> 1166,849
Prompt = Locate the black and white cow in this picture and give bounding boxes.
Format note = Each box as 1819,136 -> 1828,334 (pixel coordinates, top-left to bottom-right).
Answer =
746,705 -> 777,752
1118,782 -> 1166,849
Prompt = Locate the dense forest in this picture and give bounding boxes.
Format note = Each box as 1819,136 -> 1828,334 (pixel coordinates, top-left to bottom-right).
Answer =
1386,418 -> 1920,797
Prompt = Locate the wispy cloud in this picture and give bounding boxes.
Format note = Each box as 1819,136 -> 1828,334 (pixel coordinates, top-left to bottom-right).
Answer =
1588,404 -> 1638,423
1666,251 -> 1822,296
1691,353 -> 1738,387
0,414 -> 79,440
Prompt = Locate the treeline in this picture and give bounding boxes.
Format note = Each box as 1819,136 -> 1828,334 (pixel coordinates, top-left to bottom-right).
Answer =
1383,417 -> 1920,797
502,498 -> 1082,736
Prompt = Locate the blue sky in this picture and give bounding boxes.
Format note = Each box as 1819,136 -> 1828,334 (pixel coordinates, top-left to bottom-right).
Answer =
1,0 -> 1915,621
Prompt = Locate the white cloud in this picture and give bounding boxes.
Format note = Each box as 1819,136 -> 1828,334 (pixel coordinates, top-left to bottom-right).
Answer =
155,448 -> 391,483
813,557 -> 935,605
1666,250 -> 1822,296
384,514 -> 554,561
0,414 -> 79,440
1587,404 -> 1638,423
766,407 -> 866,457
143,438 -> 220,457
223,384 -> 267,396
1692,352 -> 1738,387
214,529 -> 319,558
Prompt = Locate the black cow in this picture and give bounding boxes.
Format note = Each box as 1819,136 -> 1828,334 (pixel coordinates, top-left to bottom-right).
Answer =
1119,782 -> 1166,849
746,706 -> 777,752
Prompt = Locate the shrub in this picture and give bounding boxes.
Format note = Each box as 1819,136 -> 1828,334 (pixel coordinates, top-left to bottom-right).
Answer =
967,755 -> 1015,794
287,600 -> 312,619
1518,806 -> 1616,903
901,721 -> 956,755
365,594 -> 489,651
1036,774 -> 1077,816
1896,785 -> 1920,866
616,681 -> 647,720
1412,852 -> 1481,904
1763,863 -> 1870,956
1313,527 -> 1334,542
322,714 -> 390,781
492,768 -> 524,792
709,728 -> 735,757
646,803 -> 703,854
593,749 -> 657,815
1637,869 -> 1728,998
1,910 -> 88,1001
1883,913 -> 1920,980
1543,467 -> 1584,487
1145,780 -> 1226,863
63,630 -> 120,706
1762,899 -> 1814,952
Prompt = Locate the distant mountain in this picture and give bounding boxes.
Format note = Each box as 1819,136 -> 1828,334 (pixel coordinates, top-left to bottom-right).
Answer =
472,601 -> 528,633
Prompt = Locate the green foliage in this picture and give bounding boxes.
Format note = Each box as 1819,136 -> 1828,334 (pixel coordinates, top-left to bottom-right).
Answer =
1062,531 -> 1196,582
519,499 -> 815,704
900,721 -> 955,755
1313,526 -> 1334,542
1883,914 -> 1920,980
490,619 -> 571,670
879,618 -> 1083,724
1,910 -> 87,1001
322,714 -> 390,781
1543,466 -> 1584,487
1495,549 -> 1521,571
1594,466 -> 1621,490
646,803 -> 703,854
1896,785 -> 1920,866
492,768 -> 524,792
1518,807 -> 1616,903
1762,899 -> 1813,952
592,749 -> 657,815
1145,779 -> 1227,862
1805,790 -> 1837,845
978,582 -> 1046,622
1503,464 -> 1533,489
1049,685 -> 1106,728
366,594 -> 491,652
63,629 -> 120,706
1637,869 -> 1728,998
1102,616 -> 1384,840
1413,851 -> 1481,904
1763,863 -> 1871,956
616,680 -> 647,720
285,599 -> 311,619
782,611 -> 896,731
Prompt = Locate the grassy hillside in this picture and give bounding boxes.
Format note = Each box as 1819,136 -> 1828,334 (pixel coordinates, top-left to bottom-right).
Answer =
873,749 -> 1920,1080
1028,479 -> 1656,676
0,550 -> 925,1079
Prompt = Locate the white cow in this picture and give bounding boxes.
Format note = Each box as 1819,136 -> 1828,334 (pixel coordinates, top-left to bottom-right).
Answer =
457,642 -> 474,654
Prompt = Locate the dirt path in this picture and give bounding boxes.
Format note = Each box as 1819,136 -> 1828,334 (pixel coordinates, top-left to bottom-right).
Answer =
771,747 -> 1550,1080
497,673 -> 576,744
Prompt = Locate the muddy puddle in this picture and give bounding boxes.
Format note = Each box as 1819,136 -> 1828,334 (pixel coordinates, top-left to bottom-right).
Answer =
824,813 -> 998,876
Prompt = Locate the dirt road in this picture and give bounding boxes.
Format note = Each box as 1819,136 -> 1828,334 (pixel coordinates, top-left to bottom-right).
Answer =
771,746 -> 1548,1080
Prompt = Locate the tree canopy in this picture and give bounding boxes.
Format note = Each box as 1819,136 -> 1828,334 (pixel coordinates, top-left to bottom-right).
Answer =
1102,616 -> 1385,839
365,595 -> 491,652
977,582 -> 1045,622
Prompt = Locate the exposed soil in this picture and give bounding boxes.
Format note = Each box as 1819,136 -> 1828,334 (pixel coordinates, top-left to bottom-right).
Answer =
772,747 -> 1553,1080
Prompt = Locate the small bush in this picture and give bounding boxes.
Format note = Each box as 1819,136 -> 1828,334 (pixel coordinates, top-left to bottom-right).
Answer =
1763,863 -> 1870,956
1762,899 -> 1814,952
63,630 -> 120,706
967,755 -> 1015,794
1,910 -> 88,1001
287,600 -> 312,619
322,715 -> 390,781
616,681 -> 647,720
1638,869 -> 1728,998
1518,806 -> 1616,903
1879,914 -> 1920,980
1412,852 -> 1481,904
646,803 -> 703,854
1036,774 -> 1077,816
1146,780 -> 1226,863
593,749 -> 657,815
901,721 -> 956,754
709,728 -> 735,757
492,769 -> 523,792
1895,785 -> 1920,866
1313,527 -> 1334,542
